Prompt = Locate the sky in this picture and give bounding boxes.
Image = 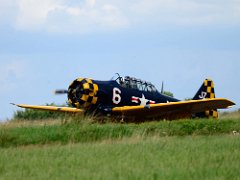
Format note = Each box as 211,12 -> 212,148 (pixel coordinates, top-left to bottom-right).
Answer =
0,0 -> 240,121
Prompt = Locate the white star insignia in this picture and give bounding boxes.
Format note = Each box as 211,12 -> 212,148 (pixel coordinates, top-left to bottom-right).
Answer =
139,94 -> 149,106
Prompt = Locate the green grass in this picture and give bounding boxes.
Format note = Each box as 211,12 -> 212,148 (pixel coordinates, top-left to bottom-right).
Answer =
0,135 -> 240,179
1,118 -> 240,148
1,111 -> 239,179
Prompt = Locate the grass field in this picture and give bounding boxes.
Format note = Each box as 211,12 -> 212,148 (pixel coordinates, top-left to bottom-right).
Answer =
0,135 -> 240,179
0,111 -> 240,179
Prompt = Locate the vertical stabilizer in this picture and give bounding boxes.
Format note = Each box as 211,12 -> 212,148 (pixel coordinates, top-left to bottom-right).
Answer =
193,79 -> 218,118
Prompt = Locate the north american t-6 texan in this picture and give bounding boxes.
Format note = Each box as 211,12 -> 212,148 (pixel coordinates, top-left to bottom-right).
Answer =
13,74 -> 235,122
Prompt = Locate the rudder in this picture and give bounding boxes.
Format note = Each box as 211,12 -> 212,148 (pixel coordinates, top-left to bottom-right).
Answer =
193,79 -> 218,118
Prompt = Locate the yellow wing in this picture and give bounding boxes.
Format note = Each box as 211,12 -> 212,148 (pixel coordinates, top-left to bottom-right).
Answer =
112,98 -> 235,120
12,103 -> 83,113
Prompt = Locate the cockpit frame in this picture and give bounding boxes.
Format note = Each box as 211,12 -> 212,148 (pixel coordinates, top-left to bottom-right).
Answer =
114,74 -> 158,93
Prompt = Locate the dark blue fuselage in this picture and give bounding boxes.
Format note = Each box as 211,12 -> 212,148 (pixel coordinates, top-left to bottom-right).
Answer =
95,80 -> 179,109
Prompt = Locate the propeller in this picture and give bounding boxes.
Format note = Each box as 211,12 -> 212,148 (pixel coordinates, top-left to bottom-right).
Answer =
53,89 -> 68,95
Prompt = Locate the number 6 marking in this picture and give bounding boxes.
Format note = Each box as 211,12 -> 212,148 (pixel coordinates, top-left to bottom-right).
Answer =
113,87 -> 121,104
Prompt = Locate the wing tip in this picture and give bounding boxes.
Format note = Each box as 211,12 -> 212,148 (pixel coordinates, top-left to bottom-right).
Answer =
224,99 -> 236,107
10,103 -> 24,108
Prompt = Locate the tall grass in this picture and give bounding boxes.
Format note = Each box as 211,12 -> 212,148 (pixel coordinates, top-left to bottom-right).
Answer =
221,109 -> 240,119
1,117 -> 240,148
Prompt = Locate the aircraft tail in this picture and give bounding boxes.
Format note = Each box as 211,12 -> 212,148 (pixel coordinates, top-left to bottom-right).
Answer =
193,79 -> 218,118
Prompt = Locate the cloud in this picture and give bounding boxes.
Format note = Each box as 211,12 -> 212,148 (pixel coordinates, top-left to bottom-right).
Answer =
15,0 -> 129,33
16,0 -> 60,30
0,0 -> 18,26
0,60 -> 27,92
1,0 -> 240,33
131,0 -> 240,25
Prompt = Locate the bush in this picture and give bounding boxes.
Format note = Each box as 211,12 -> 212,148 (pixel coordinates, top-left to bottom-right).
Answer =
162,91 -> 174,97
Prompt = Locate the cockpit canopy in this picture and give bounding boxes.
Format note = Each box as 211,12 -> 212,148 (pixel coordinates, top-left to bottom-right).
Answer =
114,75 -> 158,93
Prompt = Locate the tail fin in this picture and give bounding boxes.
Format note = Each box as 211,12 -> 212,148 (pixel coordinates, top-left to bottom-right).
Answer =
193,79 -> 218,118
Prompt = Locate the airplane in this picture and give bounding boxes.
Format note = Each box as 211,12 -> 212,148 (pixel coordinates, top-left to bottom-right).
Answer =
12,74 -> 235,122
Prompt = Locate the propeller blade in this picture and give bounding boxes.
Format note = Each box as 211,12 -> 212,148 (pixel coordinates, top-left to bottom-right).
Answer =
53,90 -> 68,95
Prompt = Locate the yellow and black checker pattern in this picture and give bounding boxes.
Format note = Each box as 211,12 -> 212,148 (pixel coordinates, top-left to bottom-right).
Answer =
203,79 -> 218,118
204,79 -> 215,99
205,110 -> 218,119
68,78 -> 99,109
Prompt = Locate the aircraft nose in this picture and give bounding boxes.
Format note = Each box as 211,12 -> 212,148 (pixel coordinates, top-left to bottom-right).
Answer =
68,78 -> 99,108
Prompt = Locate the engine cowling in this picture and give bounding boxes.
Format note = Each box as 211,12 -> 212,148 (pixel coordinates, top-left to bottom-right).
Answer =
68,78 -> 99,109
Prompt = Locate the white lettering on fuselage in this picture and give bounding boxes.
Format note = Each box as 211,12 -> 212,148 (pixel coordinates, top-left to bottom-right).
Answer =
112,87 -> 121,104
